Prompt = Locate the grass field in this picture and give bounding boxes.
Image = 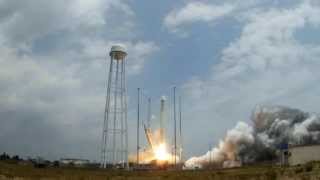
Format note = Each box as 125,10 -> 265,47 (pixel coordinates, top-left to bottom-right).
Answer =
1,161 -> 320,180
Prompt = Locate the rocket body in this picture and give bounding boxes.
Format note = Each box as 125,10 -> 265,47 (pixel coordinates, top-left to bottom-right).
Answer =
159,96 -> 166,144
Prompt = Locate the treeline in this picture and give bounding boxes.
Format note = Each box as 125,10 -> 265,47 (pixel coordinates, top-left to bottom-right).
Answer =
0,152 -> 100,169
0,152 -> 22,161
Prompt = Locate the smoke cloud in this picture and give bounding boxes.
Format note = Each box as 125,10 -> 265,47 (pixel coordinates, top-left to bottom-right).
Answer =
185,105 -> 320,169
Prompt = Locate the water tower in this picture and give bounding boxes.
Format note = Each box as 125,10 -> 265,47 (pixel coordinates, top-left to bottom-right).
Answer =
101,45 -> 128,168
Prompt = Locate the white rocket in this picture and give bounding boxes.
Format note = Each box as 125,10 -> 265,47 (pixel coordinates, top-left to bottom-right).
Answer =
159,96 -> 166,144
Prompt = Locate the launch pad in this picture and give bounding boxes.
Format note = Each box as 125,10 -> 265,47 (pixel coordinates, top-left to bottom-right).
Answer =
132,93 -> 183,170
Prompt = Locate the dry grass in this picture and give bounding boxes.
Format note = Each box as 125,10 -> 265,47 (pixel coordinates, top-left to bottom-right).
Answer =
1,162 -> 320,180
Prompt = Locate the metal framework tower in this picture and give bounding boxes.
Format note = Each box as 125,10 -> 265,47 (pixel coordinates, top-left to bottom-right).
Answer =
101,45 -> 128,168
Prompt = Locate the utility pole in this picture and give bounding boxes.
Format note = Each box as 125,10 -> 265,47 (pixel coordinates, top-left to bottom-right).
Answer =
137,88 -> 140,165
179,96 -> 183,163
173,86 -> 177,167
209,143 -> 212,169
147,98 -> 151,128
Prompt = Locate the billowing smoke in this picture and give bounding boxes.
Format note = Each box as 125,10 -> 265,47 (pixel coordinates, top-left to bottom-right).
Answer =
185,122 -> 254,168
185,105 -> 320,169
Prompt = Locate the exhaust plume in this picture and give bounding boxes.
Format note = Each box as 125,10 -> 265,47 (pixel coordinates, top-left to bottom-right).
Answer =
129,128 -> 179,164
185,105 -> 320,169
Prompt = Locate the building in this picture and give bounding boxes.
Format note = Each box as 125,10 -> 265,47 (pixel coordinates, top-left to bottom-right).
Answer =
60,158 -> 90,167
288,144 -> 320,166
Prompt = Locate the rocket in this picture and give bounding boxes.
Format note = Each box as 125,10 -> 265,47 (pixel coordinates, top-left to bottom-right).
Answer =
159,96 -> 166,144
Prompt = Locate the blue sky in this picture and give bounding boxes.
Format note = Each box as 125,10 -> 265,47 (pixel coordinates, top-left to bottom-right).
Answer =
1,0 -> 320,161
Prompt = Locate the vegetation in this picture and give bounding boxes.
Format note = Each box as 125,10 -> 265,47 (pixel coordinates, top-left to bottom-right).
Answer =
1,161 -> 320,180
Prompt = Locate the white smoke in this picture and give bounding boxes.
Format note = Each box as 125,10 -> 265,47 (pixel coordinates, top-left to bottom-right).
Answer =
292,115 -> 320,143
185,122 -> 254,169
185,105 -> 320,169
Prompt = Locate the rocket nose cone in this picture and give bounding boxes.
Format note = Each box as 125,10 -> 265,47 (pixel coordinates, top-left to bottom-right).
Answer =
161,96 -> 167,101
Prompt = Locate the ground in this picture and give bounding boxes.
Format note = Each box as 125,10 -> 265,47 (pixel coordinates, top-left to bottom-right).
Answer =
1,162 -> 320,180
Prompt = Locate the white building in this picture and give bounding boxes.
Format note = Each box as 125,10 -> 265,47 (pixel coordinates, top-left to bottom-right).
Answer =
288,144 -> 320,166
60,158 -> 90,166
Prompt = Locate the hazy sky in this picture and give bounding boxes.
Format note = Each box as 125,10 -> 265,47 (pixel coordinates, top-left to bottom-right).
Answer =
1,0 -> 320,161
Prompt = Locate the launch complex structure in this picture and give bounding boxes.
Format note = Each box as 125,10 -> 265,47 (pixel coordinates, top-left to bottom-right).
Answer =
100,45 -> 183,169
141,96 -> 166,157
137,87 -> 184,168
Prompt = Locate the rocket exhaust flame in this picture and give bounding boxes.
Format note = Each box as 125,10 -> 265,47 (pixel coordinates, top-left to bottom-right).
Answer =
185,105 -> 320,169
154,143 -> 170,161
129,128 -> 179,165
129,95 -> 181,165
